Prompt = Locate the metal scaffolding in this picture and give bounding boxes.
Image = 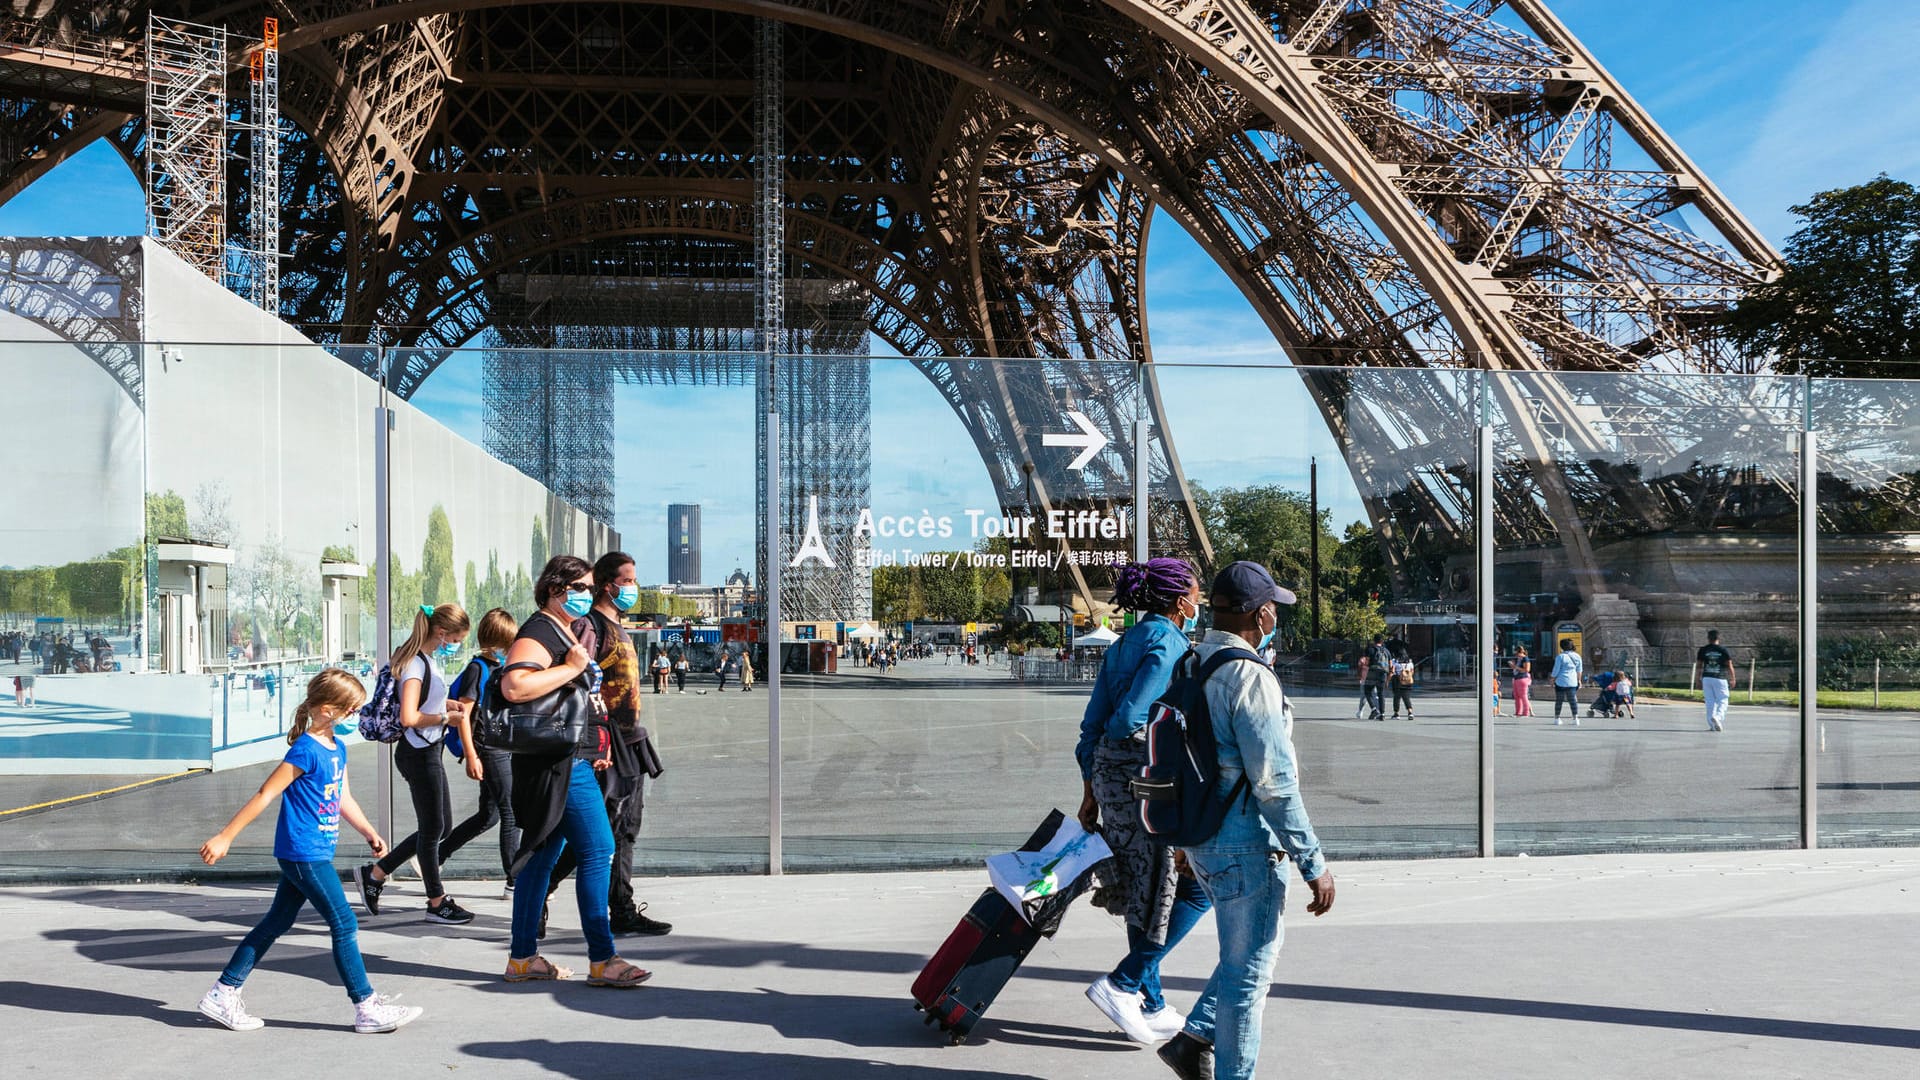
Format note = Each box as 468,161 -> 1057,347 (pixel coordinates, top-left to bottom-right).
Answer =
754,16 -> 786,618
143,14 -> 224,282
240,17 -> 280,314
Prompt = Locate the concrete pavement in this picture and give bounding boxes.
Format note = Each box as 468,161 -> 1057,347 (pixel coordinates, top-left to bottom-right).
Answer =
2,848 -> 1917,1078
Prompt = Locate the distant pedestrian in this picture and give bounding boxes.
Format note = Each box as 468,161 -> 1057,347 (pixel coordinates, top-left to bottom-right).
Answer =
651,648 -> 670,694
1698,630 -> 1735,732
196,669 -> 422,1034
715,652 -> 731,691
1510,644 -> 1532,717
740,650 -> 755,692
1490,668 -> 1502,716
1551,639 -> 1583,726
1361,633 -> 1390,721
1388,649 -> 1416,720
672,652 -> 689,693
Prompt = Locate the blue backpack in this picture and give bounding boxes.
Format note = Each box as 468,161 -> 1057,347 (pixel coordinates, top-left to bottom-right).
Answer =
444,655 -> 500,759
1129,646 -> 1263,847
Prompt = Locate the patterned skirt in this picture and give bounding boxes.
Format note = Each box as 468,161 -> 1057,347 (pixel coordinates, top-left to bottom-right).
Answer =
1089,737 -> 1179,946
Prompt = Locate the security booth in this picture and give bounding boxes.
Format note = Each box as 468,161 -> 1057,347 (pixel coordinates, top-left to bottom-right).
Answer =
319,560 -> 367,662
153,538 -> 234,675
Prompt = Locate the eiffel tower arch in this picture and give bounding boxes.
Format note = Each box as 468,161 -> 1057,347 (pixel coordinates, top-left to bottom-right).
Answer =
0,2 -> 1784,637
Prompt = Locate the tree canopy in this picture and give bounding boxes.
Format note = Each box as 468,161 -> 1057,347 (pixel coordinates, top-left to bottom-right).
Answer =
1725,174 -> 1920,377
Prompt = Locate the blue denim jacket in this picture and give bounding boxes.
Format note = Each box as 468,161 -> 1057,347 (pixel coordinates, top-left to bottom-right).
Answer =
1185,629 -> 1326,881
1075,613 -> 1189,780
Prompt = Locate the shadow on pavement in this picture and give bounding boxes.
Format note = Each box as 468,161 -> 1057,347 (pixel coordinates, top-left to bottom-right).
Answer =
0,979 -> 339,1033
462,1038 -> 1053,1078
1270,983 -> 1920,1049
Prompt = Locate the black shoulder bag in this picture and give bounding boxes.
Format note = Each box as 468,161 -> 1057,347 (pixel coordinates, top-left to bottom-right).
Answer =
477,615 -> 594,756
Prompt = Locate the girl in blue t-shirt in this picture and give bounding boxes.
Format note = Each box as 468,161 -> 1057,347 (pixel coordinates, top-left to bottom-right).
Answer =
197,669 -> 425,1035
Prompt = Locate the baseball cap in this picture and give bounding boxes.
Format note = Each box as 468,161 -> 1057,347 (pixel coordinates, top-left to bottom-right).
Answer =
1210,560 -> 1298,612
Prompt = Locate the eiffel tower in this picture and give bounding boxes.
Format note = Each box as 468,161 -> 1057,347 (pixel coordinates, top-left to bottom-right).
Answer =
0,2 -> 1787,639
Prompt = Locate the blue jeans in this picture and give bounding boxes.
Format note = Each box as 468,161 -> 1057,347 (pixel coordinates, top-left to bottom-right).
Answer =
510,758 -> 615,962
219,858 -> 373,1003
1182,849 -> 1289,1080
1109,875 -> 1211,1013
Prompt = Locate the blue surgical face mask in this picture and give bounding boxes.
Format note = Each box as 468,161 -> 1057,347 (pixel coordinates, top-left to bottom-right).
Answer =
563,591 -> 594,618
1182,613 -> 1199,633
613,584 -> 640,612
1256,629 -> 1275,651
434,641 -> 460,659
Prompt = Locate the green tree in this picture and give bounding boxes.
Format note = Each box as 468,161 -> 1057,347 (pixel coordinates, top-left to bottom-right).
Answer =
1330,521 -> 1392,605
1192,483 -> 1337,591
981,568 -> 1012,620
421,506 -> 457,606
531,516 -> 548,574
146,491 -> 189,539
1725,174 -> 1920,377
1326,596 -> 1388,643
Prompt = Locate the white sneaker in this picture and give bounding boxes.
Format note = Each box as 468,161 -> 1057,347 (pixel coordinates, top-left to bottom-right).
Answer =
1144,1004 -> 1186,1041
353,992 -> 423,1034
501,882 -> 517,901
199,982 -> 264,1031
1085,975 -> 1158,1044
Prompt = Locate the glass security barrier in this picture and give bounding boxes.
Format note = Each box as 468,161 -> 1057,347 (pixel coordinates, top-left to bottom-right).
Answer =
1150,364 -> 1482,858
1487,371 -> 1804,854
1811,378 -> 1920,847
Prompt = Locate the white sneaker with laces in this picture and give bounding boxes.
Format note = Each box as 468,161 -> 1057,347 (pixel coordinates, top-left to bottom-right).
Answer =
1144,1004 -> 1186,1041
199,982 -> 264,1031
1085,975 -> 1158,1045
353,992 -> 424,1034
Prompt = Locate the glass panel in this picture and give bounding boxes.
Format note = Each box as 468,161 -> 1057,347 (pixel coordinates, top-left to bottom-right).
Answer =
1150,363 -> 1481,858
400,346 -> 769,877
778,355 -> 1140,868
1489,371 -> 1803,853
1812,378 -> 1920,847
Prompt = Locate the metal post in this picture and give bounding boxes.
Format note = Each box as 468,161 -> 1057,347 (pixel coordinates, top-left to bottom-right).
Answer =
1874,657 -> 1880,708
1800,427 -> 1818,849
373,384 -> 394,840
766,410 -> 783,875
1748,656 -> 1756,703
1309,457 -> 1321,641
1475,423 -> 1494,857
1133,418 -> 1150,563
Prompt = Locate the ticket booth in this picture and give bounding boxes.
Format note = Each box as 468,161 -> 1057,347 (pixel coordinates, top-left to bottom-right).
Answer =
154,540 -> 234,675
320,560 -> 367,662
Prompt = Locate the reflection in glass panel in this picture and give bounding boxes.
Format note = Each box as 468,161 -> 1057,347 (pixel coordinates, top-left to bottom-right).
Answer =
1812,378 -> 1920,847
1490,372 -> 1802,853
779,356 -> 1143,867
403,347 -> 768,875
1150,364 -> 1480,858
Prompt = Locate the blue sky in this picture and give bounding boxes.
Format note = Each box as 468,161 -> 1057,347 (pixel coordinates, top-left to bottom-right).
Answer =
5,0 -> 1915,578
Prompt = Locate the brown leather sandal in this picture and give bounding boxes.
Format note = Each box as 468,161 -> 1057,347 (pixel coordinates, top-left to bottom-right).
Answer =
504,955 -> 573,982
587,957 -> 652,988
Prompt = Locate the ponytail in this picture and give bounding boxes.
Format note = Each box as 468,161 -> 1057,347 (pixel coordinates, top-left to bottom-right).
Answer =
391,602 -> 471,676
287,701 -> 314,745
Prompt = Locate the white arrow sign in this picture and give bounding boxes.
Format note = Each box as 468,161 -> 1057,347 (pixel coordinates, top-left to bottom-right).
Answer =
1042,410 -> 1108,471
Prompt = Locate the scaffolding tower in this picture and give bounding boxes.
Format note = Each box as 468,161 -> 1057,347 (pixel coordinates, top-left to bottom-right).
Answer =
754,15 -> 785,619
241,18 -> 280,314
144,15 -> 225,282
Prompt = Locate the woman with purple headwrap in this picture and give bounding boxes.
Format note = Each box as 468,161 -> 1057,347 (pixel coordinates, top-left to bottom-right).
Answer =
1075,558 -> 1213,1046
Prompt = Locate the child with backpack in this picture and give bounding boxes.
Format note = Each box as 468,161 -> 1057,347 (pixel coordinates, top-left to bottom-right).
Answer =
1389,651 -> 1417,720
433,608 -> 521,898
352,603 -> 475,925
197,669 -> 423,1034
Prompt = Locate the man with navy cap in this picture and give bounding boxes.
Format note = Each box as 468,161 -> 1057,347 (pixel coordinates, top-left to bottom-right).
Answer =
1159,561 -> 1335,1080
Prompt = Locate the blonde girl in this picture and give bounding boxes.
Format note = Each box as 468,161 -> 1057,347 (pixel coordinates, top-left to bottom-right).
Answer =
354,603 -> 474,924
198,670 -> 422,1034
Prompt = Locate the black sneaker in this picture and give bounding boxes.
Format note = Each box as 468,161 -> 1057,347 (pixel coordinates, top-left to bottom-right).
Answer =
353,864 -> 384,916
623,904 -> 673,936
424,897 -> 475,925
1157,1032 -> 1215,1080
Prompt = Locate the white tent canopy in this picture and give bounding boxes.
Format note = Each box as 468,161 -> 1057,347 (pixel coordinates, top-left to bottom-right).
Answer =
1076,625 -> 1119,647
845,624 -> 883,639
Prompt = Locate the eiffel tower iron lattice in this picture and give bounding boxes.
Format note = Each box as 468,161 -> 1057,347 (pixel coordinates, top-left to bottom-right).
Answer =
0,1 -> 1800,637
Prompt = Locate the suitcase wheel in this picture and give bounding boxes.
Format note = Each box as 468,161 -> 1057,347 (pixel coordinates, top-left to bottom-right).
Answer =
949,1031 -> 966,1046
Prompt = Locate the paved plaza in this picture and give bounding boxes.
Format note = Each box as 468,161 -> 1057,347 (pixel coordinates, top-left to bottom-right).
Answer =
2,849 -> 1915,1079
4,659 -> 1918,881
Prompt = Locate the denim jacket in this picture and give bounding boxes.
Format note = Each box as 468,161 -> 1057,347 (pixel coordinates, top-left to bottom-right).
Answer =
1185,629 -> 1326,881
1075,613 -> 1189,780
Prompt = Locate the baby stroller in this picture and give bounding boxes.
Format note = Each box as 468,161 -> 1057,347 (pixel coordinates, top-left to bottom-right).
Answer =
1587,671 -> 1622,718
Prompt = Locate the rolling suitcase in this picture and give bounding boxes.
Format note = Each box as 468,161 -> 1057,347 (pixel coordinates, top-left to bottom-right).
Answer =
911,810 -> 1100,1044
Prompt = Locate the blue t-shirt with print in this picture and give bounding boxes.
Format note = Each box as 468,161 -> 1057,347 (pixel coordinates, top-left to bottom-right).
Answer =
274,733 -> 349,862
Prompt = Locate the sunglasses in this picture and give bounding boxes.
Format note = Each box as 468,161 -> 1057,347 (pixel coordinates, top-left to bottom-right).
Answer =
567,581 -> 593,593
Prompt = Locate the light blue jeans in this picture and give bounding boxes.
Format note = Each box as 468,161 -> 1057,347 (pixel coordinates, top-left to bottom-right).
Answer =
1182,848 -> 1288,1080
219,858 -> 373,1003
